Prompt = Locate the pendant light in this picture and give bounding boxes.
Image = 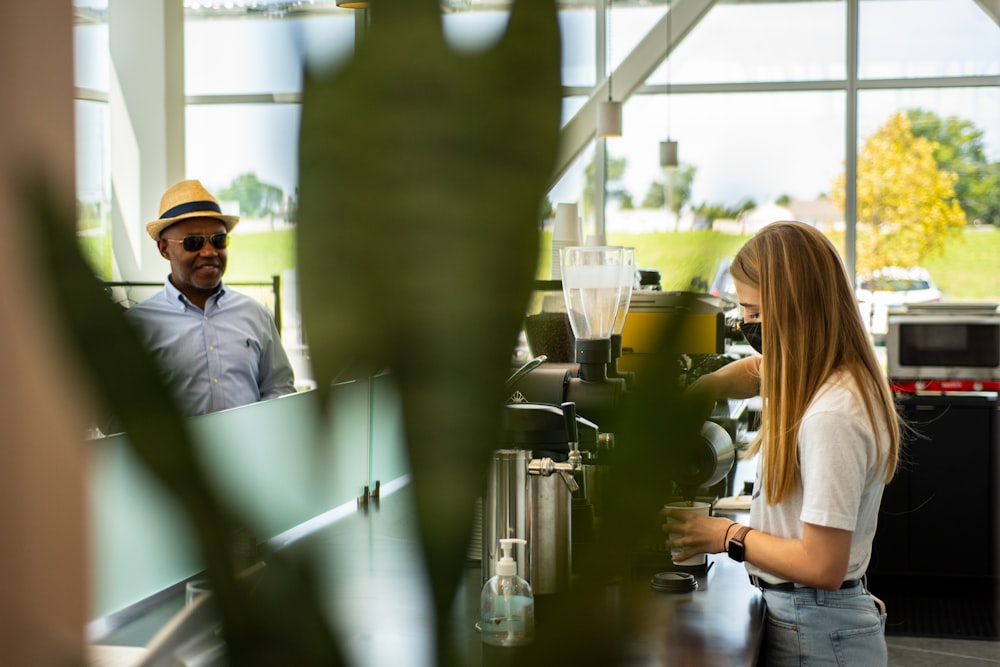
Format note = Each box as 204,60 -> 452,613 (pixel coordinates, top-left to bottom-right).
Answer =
659,0 -> 678,167
597,100 -> 622,139
597,0 -> 622,138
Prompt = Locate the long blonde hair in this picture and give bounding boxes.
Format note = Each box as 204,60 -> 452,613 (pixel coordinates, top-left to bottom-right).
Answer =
731,221 -> 900,504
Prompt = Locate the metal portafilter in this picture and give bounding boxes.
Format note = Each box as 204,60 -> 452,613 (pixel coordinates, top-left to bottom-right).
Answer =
670,420 -> 737,501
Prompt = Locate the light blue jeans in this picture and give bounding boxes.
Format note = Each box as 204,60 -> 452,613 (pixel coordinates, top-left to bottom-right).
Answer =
759,583 -> 888,666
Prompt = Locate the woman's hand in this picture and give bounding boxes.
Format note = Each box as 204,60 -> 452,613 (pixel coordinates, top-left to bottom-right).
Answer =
660,507 -> 735,562
685,355 -> 762,405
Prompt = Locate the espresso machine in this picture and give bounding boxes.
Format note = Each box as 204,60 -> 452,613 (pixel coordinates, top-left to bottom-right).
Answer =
513,246 -> 737,497
486,246 -> 738,593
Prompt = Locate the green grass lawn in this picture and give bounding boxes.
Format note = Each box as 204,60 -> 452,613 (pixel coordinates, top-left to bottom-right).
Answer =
921,227 -> 1000,301
80,224 -> 1000,303
225,228 -> 297,282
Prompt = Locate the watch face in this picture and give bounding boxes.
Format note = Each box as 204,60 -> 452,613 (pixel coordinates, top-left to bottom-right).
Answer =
728,526 -> 751,562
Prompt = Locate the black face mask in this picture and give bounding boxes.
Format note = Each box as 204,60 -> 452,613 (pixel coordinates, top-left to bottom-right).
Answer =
739,321 -> 763,355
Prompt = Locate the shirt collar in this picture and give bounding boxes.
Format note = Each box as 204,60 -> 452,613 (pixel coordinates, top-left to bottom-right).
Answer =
164,274 -> 227,310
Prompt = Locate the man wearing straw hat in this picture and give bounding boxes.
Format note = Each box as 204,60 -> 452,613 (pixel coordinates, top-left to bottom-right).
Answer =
125,179 -> 296,416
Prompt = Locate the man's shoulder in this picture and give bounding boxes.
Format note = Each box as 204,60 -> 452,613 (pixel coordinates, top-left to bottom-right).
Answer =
221,288 -> 275,317
125,290 -> 171,314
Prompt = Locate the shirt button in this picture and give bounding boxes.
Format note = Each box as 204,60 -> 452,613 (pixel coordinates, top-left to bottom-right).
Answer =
209,346 -> 215,352
213,378 -> 219,384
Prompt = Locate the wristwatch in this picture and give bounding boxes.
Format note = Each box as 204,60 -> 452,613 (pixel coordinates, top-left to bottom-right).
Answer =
728,525 -> 753,562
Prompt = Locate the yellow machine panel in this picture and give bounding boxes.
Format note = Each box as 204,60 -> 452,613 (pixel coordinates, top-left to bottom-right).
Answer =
619,292 -> 726,372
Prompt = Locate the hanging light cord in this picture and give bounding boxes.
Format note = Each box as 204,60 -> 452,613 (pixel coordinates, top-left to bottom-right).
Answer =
607,0 -> 613,101
666,0 -> 672,138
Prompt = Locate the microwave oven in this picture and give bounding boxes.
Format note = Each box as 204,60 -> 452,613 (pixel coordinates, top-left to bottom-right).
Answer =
886,303 -> 1000,383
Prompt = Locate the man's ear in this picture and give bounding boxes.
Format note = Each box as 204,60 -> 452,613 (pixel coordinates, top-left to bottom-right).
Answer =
156,239 -> 170,260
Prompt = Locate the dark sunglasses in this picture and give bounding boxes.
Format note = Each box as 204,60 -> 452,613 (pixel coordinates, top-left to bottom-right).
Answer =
163,233 -> 230,252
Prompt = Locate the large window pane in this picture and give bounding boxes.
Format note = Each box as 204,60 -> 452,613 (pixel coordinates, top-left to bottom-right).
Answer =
74,20 -> 109,92
858,87 -> 1000,301
615,91 -> 846,213
860,0 -> 1000,79
648,1 -> 846,86
441,5 -> 597,88
593,90 -> 847,289
609,5 -> 667,76
186,104 -> 301,223
560,6 -> 597,88
76,99 -> 111,278
186,15 -> 355,96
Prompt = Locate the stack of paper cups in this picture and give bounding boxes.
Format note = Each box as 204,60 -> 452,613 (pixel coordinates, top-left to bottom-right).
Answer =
552,203 -> 581,280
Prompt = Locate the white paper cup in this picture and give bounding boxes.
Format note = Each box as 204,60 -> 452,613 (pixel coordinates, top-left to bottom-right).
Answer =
553,203 -> 581,243
551,203 -> 582,280
664,500 -> 711,566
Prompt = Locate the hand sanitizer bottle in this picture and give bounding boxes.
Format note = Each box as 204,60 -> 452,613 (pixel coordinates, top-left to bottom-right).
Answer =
480,538 -> 534,647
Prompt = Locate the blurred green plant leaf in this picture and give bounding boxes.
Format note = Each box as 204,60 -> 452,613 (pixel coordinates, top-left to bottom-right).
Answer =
297,0 -> 562,659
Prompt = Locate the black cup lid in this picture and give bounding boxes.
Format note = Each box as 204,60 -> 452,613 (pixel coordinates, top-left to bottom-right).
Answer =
650,571 -> 698,594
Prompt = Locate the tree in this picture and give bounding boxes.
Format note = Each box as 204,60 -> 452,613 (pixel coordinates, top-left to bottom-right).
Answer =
906,108 -> 1000,226
218,172 -> 285,219
539,197 -> 553,222
833,112 -> 966,276
639,164 -> 696,215
693,198 -> 755,224
583,154 -> 632,216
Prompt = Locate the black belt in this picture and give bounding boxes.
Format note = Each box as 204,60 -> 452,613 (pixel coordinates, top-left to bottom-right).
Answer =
749,575 -> 862,591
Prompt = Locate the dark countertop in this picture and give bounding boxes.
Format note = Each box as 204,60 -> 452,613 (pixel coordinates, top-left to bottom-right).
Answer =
93,488 -> 764,666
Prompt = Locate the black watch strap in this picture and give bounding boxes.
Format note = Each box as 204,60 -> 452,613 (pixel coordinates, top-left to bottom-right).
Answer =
728,525 -> 752,562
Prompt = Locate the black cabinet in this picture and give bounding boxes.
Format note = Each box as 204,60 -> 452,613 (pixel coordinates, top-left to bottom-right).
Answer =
869,393 -> 998,582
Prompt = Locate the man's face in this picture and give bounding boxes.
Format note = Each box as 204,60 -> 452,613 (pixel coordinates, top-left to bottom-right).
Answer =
157,217 -> 229,296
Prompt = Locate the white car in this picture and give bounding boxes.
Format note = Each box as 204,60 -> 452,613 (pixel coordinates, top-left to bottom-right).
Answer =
856,266 -> 942,337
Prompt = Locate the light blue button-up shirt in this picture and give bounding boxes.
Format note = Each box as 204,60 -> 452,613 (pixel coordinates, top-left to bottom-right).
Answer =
125,277 -> 296,416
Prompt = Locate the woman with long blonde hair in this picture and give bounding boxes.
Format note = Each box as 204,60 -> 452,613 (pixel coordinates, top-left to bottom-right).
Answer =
666,221 -> 901,665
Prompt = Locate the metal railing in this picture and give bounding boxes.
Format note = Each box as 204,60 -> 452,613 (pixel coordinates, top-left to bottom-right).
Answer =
102,274 -> 283,335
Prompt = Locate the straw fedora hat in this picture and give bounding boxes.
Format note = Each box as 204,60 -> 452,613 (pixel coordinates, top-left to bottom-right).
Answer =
146,179 -> 240,240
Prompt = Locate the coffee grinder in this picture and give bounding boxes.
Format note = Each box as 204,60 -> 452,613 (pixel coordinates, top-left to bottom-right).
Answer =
608,247 -> 637,389
511,246 -> 634,431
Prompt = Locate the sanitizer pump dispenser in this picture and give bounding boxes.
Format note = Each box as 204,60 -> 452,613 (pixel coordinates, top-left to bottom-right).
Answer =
480,538 -> 534,647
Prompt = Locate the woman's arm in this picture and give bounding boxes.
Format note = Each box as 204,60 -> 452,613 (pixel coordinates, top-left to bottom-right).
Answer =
664,512 -> 853,591
686,354 -> 761,402
738,522 -> 852,590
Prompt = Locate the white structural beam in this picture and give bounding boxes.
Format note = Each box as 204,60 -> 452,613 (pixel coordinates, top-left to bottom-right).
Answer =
550,0 -> 717,190
109,0 -> 186,284
974,0 -> 1000,26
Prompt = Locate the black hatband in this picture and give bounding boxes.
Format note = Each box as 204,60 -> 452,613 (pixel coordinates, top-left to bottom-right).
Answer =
160,200 -> 223,220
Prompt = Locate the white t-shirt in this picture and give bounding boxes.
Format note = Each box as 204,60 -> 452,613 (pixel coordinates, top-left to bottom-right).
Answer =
745,370 -> 892,584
